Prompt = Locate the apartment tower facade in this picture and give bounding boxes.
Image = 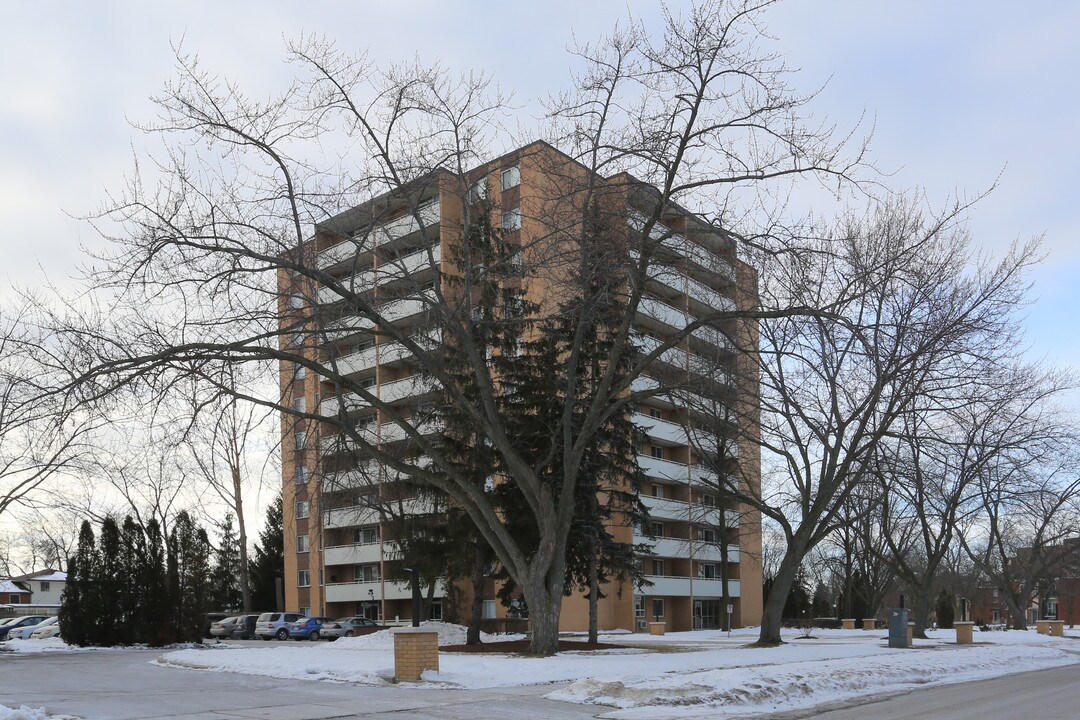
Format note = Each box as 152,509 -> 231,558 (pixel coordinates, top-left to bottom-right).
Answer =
281,141 -> 763,632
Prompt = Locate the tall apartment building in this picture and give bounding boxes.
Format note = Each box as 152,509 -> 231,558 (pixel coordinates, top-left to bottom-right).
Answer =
281,141 -> 762,632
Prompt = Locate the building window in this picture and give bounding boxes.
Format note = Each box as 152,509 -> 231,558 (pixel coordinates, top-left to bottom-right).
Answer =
353,526 -> 380,545
299,606 -> 310,616
700,494 -> 717,507
293,396 -> 306,414
294,432 -> 306,451
469,179 -> 488,202
650,445 -> 664,460
698,527 -> 716,543
482,600 -> 497,619
500,165 -> 520,190
698,563 -> 717,579
294,364 -> 306,381
649,407 -> 663,419
360,376 -> 375,389
298,570 -> 311,588
9,594 -> 19,604
354,564 -> 380,583
297,535 -> 309,553
296,501 -> 310,519
651,559 -> 665,576
634,595 -> 645,617
501,208 -> 522,231
650,484 -> 664,499
652,598 -> 665,619
428,602 -> 443,621
40,582 -> 50,592
293,466 -> 309,485
650,522 -> 664,538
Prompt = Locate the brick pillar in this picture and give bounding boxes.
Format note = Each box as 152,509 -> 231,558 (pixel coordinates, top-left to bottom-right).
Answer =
955,621 -> 973,645
393,628 -> 439,682
841,618 -> 856,630
1049,620 -> 1065,637
906,622 -> 914,648
862,618 -> 876,630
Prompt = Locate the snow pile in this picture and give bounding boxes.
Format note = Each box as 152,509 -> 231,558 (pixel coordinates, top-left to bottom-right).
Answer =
0,706 -> 46,720
333,621 -> 523,650
549,641 -> 1080,718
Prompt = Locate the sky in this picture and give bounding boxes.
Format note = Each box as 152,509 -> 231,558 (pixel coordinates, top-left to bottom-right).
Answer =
1,1 -> 1077,524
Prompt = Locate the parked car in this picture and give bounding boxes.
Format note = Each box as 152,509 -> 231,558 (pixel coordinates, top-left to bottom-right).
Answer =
321,616 -> 381,640
8,616 -> 57,640
209,616 -> 243,639
30,622 -> 60,640
229,614 -> 259,639
203,612 -> 231,638
288,616 -> 333,641
0,616 -> 49,640
255,612 -> 303,640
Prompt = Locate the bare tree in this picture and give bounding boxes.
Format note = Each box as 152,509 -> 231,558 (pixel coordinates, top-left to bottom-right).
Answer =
53,2 -> 865,654
690,195 -> 1040,644
177,368 -> 274,612
961,416 -> 1080,630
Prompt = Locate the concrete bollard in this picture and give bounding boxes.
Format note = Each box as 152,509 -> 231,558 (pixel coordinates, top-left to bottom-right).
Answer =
1049,620 -> 1065,637
649,622 -> 666,636
863,618 -> 876,630
393,627 -> 439,682
955,621 -> 974,645
907,622 -> 914,648
1036,620 -> 1051,635
841,618 -> 856,630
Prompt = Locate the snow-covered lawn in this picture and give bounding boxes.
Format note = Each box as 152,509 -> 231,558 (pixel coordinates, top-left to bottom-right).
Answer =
155,623 -> 1080,718
0,704 -> 79,720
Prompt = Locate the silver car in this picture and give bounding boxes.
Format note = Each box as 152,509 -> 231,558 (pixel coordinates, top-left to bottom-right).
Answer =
321,616 -> 381,640
209,616 -> 243,638
254,612 -> 302,640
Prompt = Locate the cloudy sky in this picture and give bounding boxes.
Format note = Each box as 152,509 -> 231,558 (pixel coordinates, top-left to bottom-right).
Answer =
1,0 -> 1076,370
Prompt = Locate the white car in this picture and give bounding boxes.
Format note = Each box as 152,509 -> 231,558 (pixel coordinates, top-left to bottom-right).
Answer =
8,616 -> 57,640
30,622 -> 61,639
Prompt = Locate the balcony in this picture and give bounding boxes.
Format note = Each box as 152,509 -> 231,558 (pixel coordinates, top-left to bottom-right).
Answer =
633,413 -> 687,445
638,297 -> 688,331
693,543 -> 740,563
323,505 -> 379,529
639,575 -> 741,598
318,201 -> 440,272
626,210 -> 735,283
317,245 -> 442,306
323,542 -> 384,566
641,495 -> 692,522
325,578 -> 447,603
631,251 -> 734,315
319,418 -> 439,454
328,292 -> 436,341
379,375 -> 435,405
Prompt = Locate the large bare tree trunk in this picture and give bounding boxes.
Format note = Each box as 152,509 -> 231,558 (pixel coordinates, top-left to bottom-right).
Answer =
759,552 -> 803,645
466,546 -> 485,645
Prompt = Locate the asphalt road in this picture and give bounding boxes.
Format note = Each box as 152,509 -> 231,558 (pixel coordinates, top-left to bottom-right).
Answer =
4,644 -> 1080,720
764,664 -> 1080,720
0,646 -> 599,720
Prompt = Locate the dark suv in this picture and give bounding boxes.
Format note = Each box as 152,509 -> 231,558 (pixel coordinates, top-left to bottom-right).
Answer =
255,612 -> 302,640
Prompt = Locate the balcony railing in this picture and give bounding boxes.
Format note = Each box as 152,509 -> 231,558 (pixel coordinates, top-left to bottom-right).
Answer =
318,201 -> 440,271
317,245 -> 442,306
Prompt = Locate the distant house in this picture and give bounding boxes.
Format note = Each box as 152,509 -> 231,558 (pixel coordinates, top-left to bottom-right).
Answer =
0,579 -> 31,607
1,570 -> 67,616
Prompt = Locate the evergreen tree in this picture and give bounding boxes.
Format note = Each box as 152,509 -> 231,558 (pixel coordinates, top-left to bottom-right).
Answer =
249,494 -> 284,611
209,513 -> 243,611
169,511 -> 211,642
94,517 -> 123,645
142,518 -> 172,646
118,516 -> 146,645
59,521 -> 97,646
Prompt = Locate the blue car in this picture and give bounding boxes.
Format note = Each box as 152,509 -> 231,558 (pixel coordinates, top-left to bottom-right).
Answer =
0,616 -> 49,640
288,616 -> 333,641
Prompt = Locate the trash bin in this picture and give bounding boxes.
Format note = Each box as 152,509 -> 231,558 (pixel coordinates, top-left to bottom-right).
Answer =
888,608 -> 909,649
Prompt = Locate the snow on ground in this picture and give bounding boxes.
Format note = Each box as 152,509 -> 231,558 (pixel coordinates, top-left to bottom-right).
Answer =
0,704 -> 79,720
155,624 -> 1080,718
2,638 -> 197,654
